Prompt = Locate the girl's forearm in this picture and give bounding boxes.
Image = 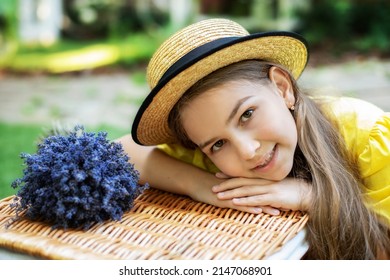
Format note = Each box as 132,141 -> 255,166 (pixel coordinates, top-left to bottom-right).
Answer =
115,134 -> 215,197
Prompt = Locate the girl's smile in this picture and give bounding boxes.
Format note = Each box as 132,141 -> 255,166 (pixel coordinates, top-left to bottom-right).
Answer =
251,144 -> 277,171
181,77 -> 298,181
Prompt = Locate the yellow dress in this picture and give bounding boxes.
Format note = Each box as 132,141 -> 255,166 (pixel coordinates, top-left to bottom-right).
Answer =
158,97 -> 390,224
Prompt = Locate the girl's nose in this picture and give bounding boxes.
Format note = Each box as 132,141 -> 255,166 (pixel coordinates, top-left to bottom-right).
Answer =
235,135 -> 260,160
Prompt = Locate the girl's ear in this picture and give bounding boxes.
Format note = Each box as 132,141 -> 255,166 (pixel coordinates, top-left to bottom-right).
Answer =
268,66 -> 295,109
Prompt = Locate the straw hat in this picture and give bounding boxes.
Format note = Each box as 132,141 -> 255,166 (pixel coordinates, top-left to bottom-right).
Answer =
132,18 -> 308,146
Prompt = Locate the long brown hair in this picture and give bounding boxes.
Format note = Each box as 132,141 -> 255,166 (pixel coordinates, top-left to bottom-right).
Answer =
168,60 -> 390,259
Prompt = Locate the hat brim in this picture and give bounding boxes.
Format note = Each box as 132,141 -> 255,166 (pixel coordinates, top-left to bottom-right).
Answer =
132,31 -> 308,146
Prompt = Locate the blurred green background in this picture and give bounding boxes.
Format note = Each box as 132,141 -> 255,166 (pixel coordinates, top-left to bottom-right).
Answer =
1,0 -> 390,199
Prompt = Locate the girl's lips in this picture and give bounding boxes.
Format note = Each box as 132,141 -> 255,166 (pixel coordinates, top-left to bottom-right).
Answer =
252,145 -> 277,171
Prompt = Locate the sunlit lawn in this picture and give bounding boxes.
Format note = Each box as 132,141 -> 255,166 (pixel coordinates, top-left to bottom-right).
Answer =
0,122 -> 127,199
0,32 -> 167,73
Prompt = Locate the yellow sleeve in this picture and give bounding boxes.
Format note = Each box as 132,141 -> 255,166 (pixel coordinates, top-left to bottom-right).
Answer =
323,97 -> 390,224
157,143 -> 219,174
358,113 -> 390,224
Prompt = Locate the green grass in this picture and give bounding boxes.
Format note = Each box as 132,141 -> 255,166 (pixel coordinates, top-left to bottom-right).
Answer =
0,122 -> 127,199
0,123 -> 41,199
0,33 -> 164,73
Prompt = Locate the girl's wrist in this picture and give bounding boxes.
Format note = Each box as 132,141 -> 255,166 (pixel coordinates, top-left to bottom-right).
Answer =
186,171 -> 222,202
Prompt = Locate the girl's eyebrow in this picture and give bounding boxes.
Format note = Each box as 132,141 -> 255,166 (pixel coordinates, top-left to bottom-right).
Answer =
198,95 -> 254,150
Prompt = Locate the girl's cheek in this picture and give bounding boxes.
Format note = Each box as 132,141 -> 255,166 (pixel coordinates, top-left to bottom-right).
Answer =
215,160 -> 239,178
212,148 -> 241,176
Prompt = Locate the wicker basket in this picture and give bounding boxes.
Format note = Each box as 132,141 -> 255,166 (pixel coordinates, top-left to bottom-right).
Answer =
0,188 -> 308,260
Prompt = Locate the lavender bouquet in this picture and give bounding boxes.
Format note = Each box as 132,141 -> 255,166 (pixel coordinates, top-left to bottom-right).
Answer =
11,125 -> 148,229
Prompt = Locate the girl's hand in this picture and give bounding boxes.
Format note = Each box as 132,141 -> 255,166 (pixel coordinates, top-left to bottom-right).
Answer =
212,174 -> 311,213
187,172 -> 275,215
214,172 -> 281,215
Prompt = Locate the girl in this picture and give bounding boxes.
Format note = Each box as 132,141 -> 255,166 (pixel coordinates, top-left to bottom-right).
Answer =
118,18 -> 390,259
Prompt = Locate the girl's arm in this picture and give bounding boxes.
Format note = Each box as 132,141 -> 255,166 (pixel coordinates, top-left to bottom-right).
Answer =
116,134 -> 273,214
117,134 -> 199,195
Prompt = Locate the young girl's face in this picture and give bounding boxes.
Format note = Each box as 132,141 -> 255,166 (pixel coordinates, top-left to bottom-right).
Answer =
181,78 -> 298,181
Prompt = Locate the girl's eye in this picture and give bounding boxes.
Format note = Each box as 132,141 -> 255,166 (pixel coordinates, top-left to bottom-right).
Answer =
211,140 -> 225,152
241,109 -> 254,122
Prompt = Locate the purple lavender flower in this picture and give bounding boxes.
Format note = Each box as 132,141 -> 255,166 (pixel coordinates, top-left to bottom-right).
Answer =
11,125 -> 148,229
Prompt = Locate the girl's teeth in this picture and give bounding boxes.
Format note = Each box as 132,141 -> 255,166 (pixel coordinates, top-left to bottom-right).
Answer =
258,149 -> 274,168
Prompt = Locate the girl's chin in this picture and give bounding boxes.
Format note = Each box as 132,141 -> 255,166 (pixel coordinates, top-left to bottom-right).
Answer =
268,163 -> 293,181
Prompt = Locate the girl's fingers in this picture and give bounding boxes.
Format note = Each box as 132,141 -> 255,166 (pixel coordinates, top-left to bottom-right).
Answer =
233,206 -> 263,214
215,172 -> 231,179
215,185 -> 269,200
212,177 -> 270,192
233,204 -> 279,216
232,194 -> 277,207
216,195 -> 280,215
232,198 -> 280,215
259,206 -> 280,216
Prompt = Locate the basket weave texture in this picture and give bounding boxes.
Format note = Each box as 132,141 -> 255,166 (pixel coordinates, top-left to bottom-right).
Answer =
0,188 -> 308,260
